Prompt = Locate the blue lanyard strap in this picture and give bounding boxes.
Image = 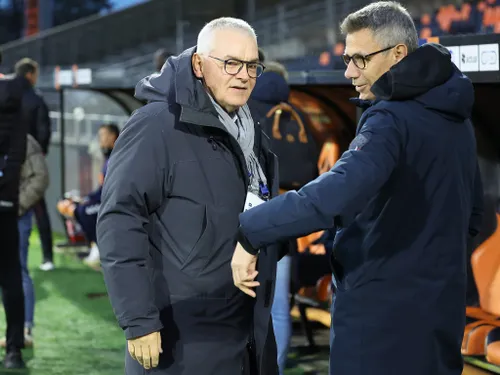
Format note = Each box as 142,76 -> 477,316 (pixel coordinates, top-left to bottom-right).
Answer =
249,172 -> 270,200
259,182 -> 269,197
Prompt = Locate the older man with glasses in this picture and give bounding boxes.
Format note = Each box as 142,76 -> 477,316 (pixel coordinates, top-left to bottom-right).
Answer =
97,17 -> 280,375
231,2 -> 482,375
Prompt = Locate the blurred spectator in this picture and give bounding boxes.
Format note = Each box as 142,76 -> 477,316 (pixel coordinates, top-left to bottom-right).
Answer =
17,134 -> 48,345
0,134 -> 49,349
57,124 -> 119,267
14,58 -> 54,272
154,48 -> 173,73
0,60 -> 31,369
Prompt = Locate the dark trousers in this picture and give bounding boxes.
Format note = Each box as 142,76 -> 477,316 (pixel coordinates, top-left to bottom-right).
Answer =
34,197 -> 53,262
0,211 -> 25,351
243,345 -> 258,375
74,202 -> 99,243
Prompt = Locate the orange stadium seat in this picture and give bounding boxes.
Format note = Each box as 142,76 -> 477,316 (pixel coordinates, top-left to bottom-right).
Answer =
319,51 -> 331,67
461,3 -> 472,20
486,327 -> 500,365
420,27 -> 432,39
420,13 -> 431,26
333,42 -> 344,57
477,1 -> 487,13
462,214 -> 500,355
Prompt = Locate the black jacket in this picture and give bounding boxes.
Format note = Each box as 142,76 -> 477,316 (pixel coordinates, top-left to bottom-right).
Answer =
238,43 -> 482,375
97,47 -> 279,375
23,87 -> 51,155
0,75 -> 31,212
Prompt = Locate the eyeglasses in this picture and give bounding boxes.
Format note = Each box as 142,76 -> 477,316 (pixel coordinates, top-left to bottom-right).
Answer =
342,46 -> 396,70
209,56 -> 265,78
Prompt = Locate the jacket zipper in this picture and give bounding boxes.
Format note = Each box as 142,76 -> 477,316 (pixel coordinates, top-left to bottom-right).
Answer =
206,126 -> 261,374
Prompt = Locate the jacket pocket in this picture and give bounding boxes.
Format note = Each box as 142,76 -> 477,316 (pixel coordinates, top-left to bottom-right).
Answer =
180,205 -> 216,275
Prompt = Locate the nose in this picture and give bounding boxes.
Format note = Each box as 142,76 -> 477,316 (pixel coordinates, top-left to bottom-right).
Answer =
235,65 -> 250,81
344,60 -> 360,80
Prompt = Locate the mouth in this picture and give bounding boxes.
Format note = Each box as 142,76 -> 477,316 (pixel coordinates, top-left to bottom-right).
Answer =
354,84 -> 366,92
230,86 -> 247,91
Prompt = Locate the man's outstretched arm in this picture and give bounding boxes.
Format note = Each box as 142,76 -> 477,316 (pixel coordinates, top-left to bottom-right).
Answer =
237,109 -> 403,253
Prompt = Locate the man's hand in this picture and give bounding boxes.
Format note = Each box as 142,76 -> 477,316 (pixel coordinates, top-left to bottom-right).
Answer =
127,331 -> 163,370
231,242 -> 260,297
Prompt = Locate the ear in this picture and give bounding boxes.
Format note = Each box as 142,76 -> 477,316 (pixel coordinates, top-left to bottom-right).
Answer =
192,53 -> 203,79
394,44 -> 409,63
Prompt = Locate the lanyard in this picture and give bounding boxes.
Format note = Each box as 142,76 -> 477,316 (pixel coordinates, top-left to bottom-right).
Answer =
249,172 -> 270,200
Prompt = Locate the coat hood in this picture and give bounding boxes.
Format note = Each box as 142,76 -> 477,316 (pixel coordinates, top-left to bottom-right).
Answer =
135,46 -> 216,115
371,43 -> 474,121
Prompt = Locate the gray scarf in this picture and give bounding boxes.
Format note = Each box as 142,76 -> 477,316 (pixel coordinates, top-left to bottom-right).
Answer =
208,95 -> 267,196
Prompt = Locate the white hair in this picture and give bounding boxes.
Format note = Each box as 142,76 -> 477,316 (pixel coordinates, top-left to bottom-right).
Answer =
196,17 -> 257,55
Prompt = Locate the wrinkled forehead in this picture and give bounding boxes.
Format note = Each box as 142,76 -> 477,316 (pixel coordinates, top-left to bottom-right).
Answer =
344,28 -> 381,56
211,29 -> 259,60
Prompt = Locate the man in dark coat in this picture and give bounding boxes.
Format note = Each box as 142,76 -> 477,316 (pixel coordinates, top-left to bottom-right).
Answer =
231,2 -> 483,375
97,17 -> 280,375
0,64 -> 31,369
14,58 -> 54,271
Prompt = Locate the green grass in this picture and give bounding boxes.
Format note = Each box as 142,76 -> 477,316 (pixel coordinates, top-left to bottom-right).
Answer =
0,232 -> 124,375
0,232 -> 322,374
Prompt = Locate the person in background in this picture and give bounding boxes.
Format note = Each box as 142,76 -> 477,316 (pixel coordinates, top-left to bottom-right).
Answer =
0,54 -> 31,369
0,134 -> 49,349
13,58 -> 54,272
57,124 -> 119,267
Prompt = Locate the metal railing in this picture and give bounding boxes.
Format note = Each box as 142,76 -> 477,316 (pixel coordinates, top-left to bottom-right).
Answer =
40,111 -> 130,234
49,111 -> 129,146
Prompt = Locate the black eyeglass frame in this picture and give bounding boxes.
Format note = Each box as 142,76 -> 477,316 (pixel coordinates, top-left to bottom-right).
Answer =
342,45 -> 396,70
209,56 -> 266,78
